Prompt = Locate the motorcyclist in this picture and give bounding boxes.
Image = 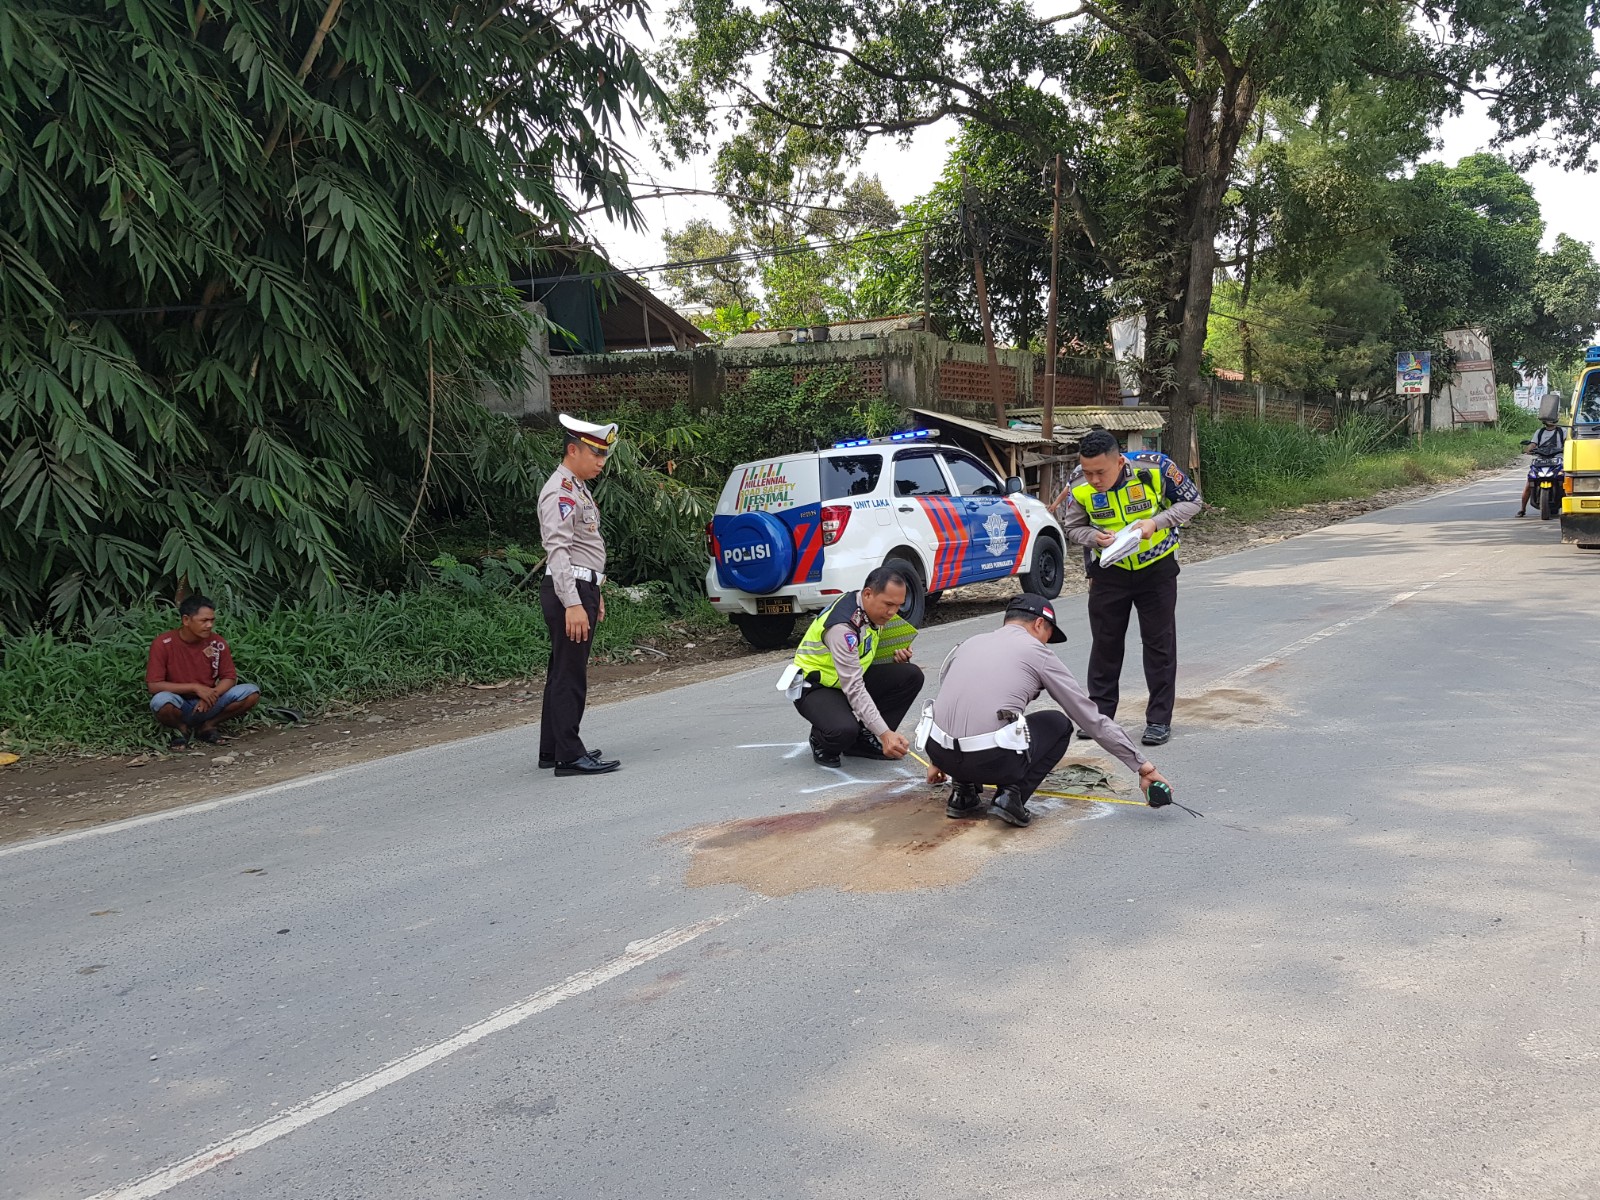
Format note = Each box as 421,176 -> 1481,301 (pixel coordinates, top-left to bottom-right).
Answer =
1517,415 -> 1566,517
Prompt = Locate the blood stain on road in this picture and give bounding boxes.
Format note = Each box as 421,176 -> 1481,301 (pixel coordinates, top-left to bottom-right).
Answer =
666,785 -> 1094,896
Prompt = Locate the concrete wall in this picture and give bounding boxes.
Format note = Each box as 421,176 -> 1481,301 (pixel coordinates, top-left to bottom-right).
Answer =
479,301 -> 551,419
541,331 -> 1096,418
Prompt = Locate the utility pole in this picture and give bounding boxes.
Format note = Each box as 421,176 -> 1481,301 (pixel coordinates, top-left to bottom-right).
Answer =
1042,152 -> 1062,453
920,229 -> 932,331
961,171 -> 1008,427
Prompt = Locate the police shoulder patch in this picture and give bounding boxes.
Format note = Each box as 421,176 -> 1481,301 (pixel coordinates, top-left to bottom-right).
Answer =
557,496 -> 576,520
843,630 -> 859,652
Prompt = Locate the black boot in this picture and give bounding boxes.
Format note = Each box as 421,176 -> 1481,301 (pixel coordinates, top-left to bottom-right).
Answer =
989,785 -> 1031,827
810,733 -> 842,768
946,780 -> 984,819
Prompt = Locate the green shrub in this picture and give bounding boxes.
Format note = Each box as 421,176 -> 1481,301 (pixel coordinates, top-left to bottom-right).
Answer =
1198,414 -> 1526,517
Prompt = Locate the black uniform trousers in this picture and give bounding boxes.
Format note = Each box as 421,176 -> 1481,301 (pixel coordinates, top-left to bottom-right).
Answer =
1086,553 -> 1179,727
794,661 -> 924,755
539,577 -> 600,763
926,711 -> 1073,803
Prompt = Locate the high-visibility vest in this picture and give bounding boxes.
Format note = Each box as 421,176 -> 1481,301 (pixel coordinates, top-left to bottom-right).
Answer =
793,592 -> 917,687
1071,465 -> 1179,570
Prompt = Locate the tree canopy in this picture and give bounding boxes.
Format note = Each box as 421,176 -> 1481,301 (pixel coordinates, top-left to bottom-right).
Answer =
0,0 -> 657,630
658,0 -> 1600,464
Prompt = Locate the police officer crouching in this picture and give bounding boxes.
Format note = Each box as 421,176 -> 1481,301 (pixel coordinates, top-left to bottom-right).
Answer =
536,414 -> 621,777
919,594 -> 1170,827
785,566 -> 924,766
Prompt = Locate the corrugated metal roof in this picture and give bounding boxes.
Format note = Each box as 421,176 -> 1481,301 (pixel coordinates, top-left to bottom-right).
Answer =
1008,406 -> 1168,433
722,314 -> 927,348
910,406 -> 1166,447
907,408 -> 1050,446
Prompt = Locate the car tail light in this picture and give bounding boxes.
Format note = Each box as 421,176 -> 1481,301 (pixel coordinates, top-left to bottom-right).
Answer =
704,520 -> 715,557
820,504 -> 851,546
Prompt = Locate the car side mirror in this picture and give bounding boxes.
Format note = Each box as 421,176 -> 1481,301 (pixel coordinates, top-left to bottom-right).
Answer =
1004,475 -> 1024,495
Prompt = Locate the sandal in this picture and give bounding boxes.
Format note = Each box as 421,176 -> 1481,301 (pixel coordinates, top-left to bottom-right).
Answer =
168,734 -> 191,751
194,728 -> 221,745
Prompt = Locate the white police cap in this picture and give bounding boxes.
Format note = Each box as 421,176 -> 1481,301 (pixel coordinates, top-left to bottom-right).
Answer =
558,413 -> 619,451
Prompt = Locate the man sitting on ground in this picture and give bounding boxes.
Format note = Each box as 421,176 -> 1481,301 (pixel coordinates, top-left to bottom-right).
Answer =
146,595 -> 260,747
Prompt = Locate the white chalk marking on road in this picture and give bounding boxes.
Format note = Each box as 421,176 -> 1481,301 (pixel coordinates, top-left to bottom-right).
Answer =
83,912 -> 738,1200
1208,559 -> 1490,688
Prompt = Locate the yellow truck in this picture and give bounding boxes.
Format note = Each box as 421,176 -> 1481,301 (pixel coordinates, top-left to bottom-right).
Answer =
1562,346 -> 1600,547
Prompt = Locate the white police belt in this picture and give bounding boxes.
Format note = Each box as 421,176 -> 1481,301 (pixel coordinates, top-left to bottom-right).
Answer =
915,703 -> 1029,754
572,567 -> 606,585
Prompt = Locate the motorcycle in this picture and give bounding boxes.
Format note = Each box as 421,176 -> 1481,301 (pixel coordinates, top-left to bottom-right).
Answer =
1522,442 -> 1565,520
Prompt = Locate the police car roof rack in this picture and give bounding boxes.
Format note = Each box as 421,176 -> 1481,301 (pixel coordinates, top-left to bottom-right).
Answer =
832,427 -> 941,449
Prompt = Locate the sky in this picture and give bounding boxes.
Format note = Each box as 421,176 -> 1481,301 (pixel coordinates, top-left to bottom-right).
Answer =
584,74 -> 1595,295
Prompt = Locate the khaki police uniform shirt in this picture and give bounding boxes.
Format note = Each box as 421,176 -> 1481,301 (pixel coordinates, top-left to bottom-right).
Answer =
823,624 -> 889,736
538,463 -> 605,608
932,623 -> 1148,774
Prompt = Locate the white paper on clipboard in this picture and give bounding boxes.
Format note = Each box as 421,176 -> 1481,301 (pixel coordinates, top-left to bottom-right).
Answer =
1097,525 -> 1143,567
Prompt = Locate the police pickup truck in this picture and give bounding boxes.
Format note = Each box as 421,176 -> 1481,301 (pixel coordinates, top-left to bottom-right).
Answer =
705,429 -> 1068,649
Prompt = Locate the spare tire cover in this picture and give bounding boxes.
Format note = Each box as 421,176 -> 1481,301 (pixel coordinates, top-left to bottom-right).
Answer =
716,512 -> 795,594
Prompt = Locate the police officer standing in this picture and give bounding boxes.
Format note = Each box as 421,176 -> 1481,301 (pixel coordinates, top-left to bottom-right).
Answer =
921,594 -> 1170,826
786,565 -> 924,767
537,414 -> 621,777
1059,430 -> 1202,747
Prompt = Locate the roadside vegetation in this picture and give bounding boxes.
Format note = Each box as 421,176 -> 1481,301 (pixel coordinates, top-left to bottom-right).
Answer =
1197,402 -> 1537,518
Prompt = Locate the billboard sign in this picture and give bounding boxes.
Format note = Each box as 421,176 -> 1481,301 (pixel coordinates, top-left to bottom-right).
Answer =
1396,351 -> 1431,395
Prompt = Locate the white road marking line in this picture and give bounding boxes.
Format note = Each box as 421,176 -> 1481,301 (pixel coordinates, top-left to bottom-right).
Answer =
83,912 -> 737,1200
1207,560 -> 1489,688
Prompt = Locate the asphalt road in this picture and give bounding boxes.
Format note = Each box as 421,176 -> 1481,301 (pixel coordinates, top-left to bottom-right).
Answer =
5,470 -> 1599,1200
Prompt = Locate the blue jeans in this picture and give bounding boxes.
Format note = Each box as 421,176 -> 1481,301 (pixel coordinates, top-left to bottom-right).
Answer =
149,683 -> 260,727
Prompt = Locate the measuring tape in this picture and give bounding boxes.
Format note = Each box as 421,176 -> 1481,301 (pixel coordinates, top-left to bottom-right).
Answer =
907,749 -> 1202,817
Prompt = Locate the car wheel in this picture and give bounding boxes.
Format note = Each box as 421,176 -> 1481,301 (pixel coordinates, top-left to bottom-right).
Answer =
731,613 -> 798,651
882,557 -> 927,627
1020,537 -> 1064,598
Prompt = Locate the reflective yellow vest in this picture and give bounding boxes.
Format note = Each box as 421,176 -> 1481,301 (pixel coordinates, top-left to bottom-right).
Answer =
793,592 -> 917,687
1071,464 -> 1178,571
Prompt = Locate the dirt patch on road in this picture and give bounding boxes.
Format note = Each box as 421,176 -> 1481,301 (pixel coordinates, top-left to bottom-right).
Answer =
1171,687 -> 1280,729
667,783 -> 1098,896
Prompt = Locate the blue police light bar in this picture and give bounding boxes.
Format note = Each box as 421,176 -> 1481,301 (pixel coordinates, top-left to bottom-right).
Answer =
832,427 -> 941,449
1586,345 -> 1600,363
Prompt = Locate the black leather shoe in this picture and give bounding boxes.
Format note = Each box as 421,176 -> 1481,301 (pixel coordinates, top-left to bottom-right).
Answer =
1075,728 -> 1094,740
810,735 -> 842,768
946,781 -> 984,819
1141,724 -> 1171,746
553,752 -> 621,776
843,737 -> 888,760
540,748 -> 600,770
989,785 -> 1031,827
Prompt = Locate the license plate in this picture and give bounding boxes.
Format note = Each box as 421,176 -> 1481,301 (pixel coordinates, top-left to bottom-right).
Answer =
756,596 -> 795,615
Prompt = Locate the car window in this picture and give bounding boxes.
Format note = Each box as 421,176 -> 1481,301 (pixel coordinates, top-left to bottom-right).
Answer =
821,454 -> 883,500
893,452 -> 950,497
943,453 -> 1003,497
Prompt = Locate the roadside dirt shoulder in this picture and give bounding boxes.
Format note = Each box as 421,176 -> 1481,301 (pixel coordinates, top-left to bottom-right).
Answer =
0,468 -> 1506,846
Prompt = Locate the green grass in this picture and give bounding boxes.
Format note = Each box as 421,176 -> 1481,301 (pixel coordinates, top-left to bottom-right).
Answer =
1197,411 -> 1534,519
0,587 -> 722,755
